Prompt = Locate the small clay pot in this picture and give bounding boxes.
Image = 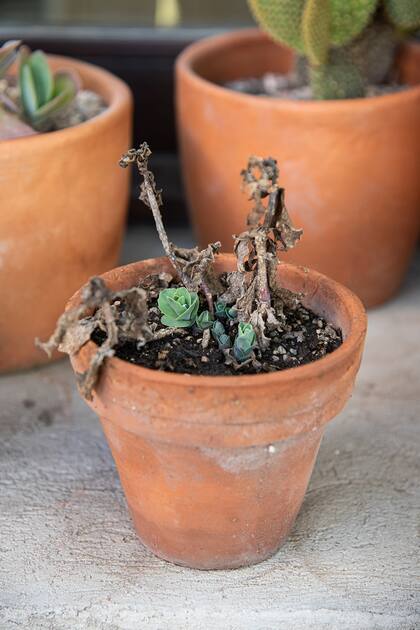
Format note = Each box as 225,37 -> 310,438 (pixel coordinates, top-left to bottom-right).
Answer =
68,254 -> 367,570
176,29 -> 420,308
0,55 -> 132,373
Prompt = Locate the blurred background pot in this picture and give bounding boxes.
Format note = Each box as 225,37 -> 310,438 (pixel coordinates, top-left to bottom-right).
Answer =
69,255 -> 366,570
0,55 -> 132,373
398,39 -> 420,84
176,29 -> 420,308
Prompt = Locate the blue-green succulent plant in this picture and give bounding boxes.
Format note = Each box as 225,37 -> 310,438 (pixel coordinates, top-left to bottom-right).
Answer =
226,306 -> 238,321
212,320 -> 231,350
158,287 -> 199,328
215,301 -> 228,319
196,309 -> 214,330
233,322 -> 256,362
215,301 -> 238,321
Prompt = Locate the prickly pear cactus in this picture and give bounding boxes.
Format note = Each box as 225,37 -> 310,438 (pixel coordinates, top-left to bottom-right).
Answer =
248,0 -> 377,51
248,0 -> 420,99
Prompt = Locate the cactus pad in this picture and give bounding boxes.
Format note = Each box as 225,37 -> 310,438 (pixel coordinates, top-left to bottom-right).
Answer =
384,0 -> 420,29
302,0 -> 330,65
248,0 -> 306,53
329,0 -> 378,45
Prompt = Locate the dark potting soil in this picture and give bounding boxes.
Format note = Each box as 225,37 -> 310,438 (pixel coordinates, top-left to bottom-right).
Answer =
224,72 -> 407,100
91,292 -> 342,376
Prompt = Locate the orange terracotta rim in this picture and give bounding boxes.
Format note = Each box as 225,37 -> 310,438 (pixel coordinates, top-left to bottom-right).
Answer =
67,255 -> 367,391
1,54 -> 132,152
176,28 -> 420,111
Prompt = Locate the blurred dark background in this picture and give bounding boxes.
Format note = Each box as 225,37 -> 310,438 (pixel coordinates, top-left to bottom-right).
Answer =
0,1 -> 253,224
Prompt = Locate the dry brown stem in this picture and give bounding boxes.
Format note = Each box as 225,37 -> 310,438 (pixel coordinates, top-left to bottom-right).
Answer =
224,155 -> 303,349
120,144 -> 221,312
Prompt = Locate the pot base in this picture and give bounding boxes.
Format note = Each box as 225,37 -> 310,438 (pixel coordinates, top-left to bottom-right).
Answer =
102,416 -> 322,570
130,505 -> 284,570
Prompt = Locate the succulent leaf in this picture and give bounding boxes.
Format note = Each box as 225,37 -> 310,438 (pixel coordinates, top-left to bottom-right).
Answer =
233,323 -> 256,362
217,333 -> 232,350
226,306 -> 238,321
20,62 -> 39,117
384,0 -> 420,29
28,71 -> 78,129
215,301 -> 228,319
196,310 -> 214,330
0,40 -> 21,78
158,287 -> 199,328
28,50 -> 54,106
211,320 -> 232,349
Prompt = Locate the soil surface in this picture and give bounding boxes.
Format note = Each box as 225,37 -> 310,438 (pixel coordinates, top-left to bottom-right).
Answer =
92,290 -> 342,376
225,72 -> 407,100
53,90 -> 106,130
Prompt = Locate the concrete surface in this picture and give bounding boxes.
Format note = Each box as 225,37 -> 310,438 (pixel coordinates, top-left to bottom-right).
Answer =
0,227 -> 419,630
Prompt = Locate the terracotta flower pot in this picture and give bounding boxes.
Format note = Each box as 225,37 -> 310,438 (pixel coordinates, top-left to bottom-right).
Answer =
176,29 -> 420,308
0,55 -> 132,373
68,254 -> 367,570
397,40 -> 420,85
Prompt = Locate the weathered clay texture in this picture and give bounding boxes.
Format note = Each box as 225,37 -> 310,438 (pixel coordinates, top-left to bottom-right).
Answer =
0,55 -> 132,373
0,229 -> 419,628
68,254 -> 366,569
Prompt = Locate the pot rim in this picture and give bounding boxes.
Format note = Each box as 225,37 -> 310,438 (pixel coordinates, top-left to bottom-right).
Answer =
176,27 -> 420,111
67,254 -> 367,390
0,53 -> 132,150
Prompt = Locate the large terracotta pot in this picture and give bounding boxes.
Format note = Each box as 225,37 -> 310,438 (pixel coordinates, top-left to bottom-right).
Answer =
176,29 -> 420,308
68,254 -> 367,570
0,55 -> 132,373
398,40 -> 420,85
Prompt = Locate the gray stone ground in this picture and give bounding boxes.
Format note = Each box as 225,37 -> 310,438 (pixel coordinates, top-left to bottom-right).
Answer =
0,227 -> 419,630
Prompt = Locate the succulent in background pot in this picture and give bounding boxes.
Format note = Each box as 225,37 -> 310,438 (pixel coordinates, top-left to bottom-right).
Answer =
40,144 -> 367,570
0,40 -> 132,373
176,1 -> 420,308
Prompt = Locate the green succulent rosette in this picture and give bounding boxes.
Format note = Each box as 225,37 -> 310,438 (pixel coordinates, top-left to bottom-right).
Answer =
234,322 -> 256,362
158,287 -> 200,328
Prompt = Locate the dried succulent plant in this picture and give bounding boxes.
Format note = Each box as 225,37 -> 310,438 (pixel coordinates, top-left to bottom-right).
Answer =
38,143 -> 304,394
